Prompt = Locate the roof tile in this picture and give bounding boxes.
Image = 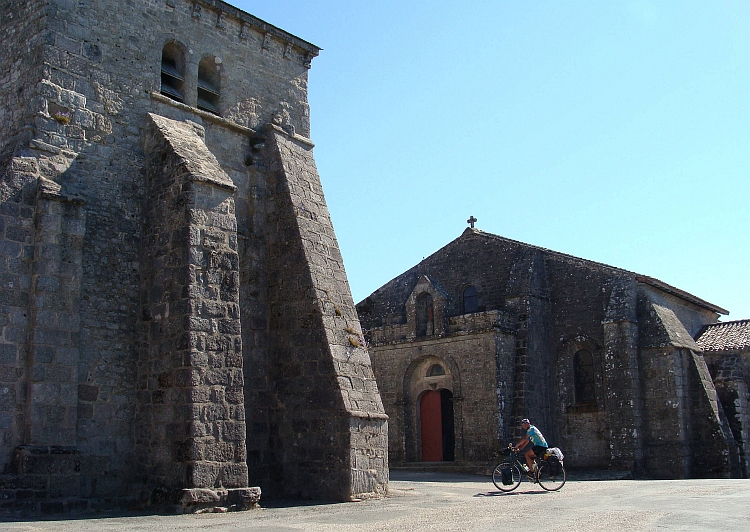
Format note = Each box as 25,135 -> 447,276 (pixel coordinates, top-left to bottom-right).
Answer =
695,319 -> 750,353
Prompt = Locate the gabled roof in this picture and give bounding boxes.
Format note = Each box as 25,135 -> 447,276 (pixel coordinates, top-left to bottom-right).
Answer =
695,320 -> 750,353
358,227 -> 729,322
465,228 -> 728,315
635,275 -> 728,316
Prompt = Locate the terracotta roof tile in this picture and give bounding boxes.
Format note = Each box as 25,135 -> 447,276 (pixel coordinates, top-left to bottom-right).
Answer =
695,319 -> 750,353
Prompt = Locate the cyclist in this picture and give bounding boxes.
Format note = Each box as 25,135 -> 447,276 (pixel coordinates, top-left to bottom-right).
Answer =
513,418 -> 548,477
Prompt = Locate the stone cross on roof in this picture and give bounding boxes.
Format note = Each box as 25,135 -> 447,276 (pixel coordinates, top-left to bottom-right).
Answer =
467,216 -> 477,228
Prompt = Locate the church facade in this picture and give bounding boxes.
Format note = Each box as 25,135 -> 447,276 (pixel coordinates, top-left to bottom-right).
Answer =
357,227 -> 745,479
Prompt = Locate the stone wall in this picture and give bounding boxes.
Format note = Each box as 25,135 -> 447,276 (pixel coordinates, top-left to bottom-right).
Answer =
0,156 -> 88,513
506,273 -> 554,443
600,318 -> 642,471
0,0 -> 387,513
0,0 -> 48,161
0,158 -> 39,470
705,352 -> 750,477
687,349 -> 740,477
639,347 -> 738,478
359,228 -> 738,477
638,295 -> 737,478
369,325 -> 514,465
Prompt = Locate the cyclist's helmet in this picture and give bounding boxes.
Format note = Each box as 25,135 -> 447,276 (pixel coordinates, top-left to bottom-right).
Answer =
521,418 -> 530,425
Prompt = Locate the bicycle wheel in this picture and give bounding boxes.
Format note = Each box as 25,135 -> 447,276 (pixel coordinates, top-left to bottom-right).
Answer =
537,460 -> 566,491
492,461 -> 522,492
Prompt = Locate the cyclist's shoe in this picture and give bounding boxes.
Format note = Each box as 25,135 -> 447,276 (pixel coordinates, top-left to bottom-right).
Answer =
526,473 -> 536,482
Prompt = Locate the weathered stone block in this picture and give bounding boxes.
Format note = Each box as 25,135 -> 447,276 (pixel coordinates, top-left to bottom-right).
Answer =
227,486 -> 261,508
77,384 -> 98,402
180,487 -> 221,505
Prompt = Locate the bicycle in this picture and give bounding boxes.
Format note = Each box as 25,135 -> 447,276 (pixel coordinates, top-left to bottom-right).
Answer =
491,444 -> 566,492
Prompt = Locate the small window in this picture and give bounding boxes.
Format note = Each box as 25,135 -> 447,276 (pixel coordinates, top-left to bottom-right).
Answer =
427,364 -> 445,377
416,293 -> 434,338
197,57 -> 220,115
463,285 -> 478,314
161,42 -> 186,102
574,350 -> 596,404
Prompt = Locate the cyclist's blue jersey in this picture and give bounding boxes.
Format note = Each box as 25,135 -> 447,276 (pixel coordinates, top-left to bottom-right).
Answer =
527,425 -> 548,447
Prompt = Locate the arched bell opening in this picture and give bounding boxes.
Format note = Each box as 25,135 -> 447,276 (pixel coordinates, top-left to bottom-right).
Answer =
197,56 -> 221,115
160,41 -> 187,102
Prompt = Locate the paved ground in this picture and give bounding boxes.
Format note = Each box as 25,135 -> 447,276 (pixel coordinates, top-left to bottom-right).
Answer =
1,472 -> 749,531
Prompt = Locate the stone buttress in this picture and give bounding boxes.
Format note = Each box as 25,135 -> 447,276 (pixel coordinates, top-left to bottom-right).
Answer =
601,278 -> 643,472
263,124 -> 388,500
637,291 -> 739,478
0,154 -> 87,513
137,113 -> 258,509
505,249 -> 554,441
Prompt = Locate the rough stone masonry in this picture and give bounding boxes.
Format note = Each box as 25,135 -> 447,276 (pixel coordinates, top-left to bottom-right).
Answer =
357,228 -> 744,480
0,0 -> 387,514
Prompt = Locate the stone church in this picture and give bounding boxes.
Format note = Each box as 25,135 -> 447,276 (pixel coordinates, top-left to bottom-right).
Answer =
0,0 -> 386,513
357,226 -> 747,479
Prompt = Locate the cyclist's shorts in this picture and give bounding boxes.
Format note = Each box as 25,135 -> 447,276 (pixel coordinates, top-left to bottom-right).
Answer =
532,445 -> 548,457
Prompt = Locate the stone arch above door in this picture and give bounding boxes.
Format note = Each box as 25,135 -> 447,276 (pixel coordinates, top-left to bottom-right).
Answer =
408,355 -> 454,399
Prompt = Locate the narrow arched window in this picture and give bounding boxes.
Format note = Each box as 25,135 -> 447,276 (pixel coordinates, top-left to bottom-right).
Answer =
197,56 -> 220,115
463,285 -> 478,314
574,350 -> 596,404
161,42 -> 186,102
416,293 -> 434,338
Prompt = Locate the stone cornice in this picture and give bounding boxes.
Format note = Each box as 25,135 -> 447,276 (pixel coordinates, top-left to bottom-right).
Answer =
265,122 -> 315,148
150,91 -> 258,137
369,327 -> 502,348
346,410 -> 389,421
193,0 -> 321,57
38,177 -> 86,204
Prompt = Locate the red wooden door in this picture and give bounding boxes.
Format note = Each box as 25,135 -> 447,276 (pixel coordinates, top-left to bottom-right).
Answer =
420,390 -> 443,461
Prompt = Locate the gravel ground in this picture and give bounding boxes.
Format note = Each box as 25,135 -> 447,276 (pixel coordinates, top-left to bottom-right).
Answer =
1,472 -> 748,532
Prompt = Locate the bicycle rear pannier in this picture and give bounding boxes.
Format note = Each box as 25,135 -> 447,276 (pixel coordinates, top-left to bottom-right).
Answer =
547,455 -> 562,476
501,466 -> 513,485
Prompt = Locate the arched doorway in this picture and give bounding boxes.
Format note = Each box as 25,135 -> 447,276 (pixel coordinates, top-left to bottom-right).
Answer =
404,355 -> 462,463
419,388 -> 455,461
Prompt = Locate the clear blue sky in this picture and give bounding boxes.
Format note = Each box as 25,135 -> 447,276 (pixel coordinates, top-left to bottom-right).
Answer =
237,1 -> 750,321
